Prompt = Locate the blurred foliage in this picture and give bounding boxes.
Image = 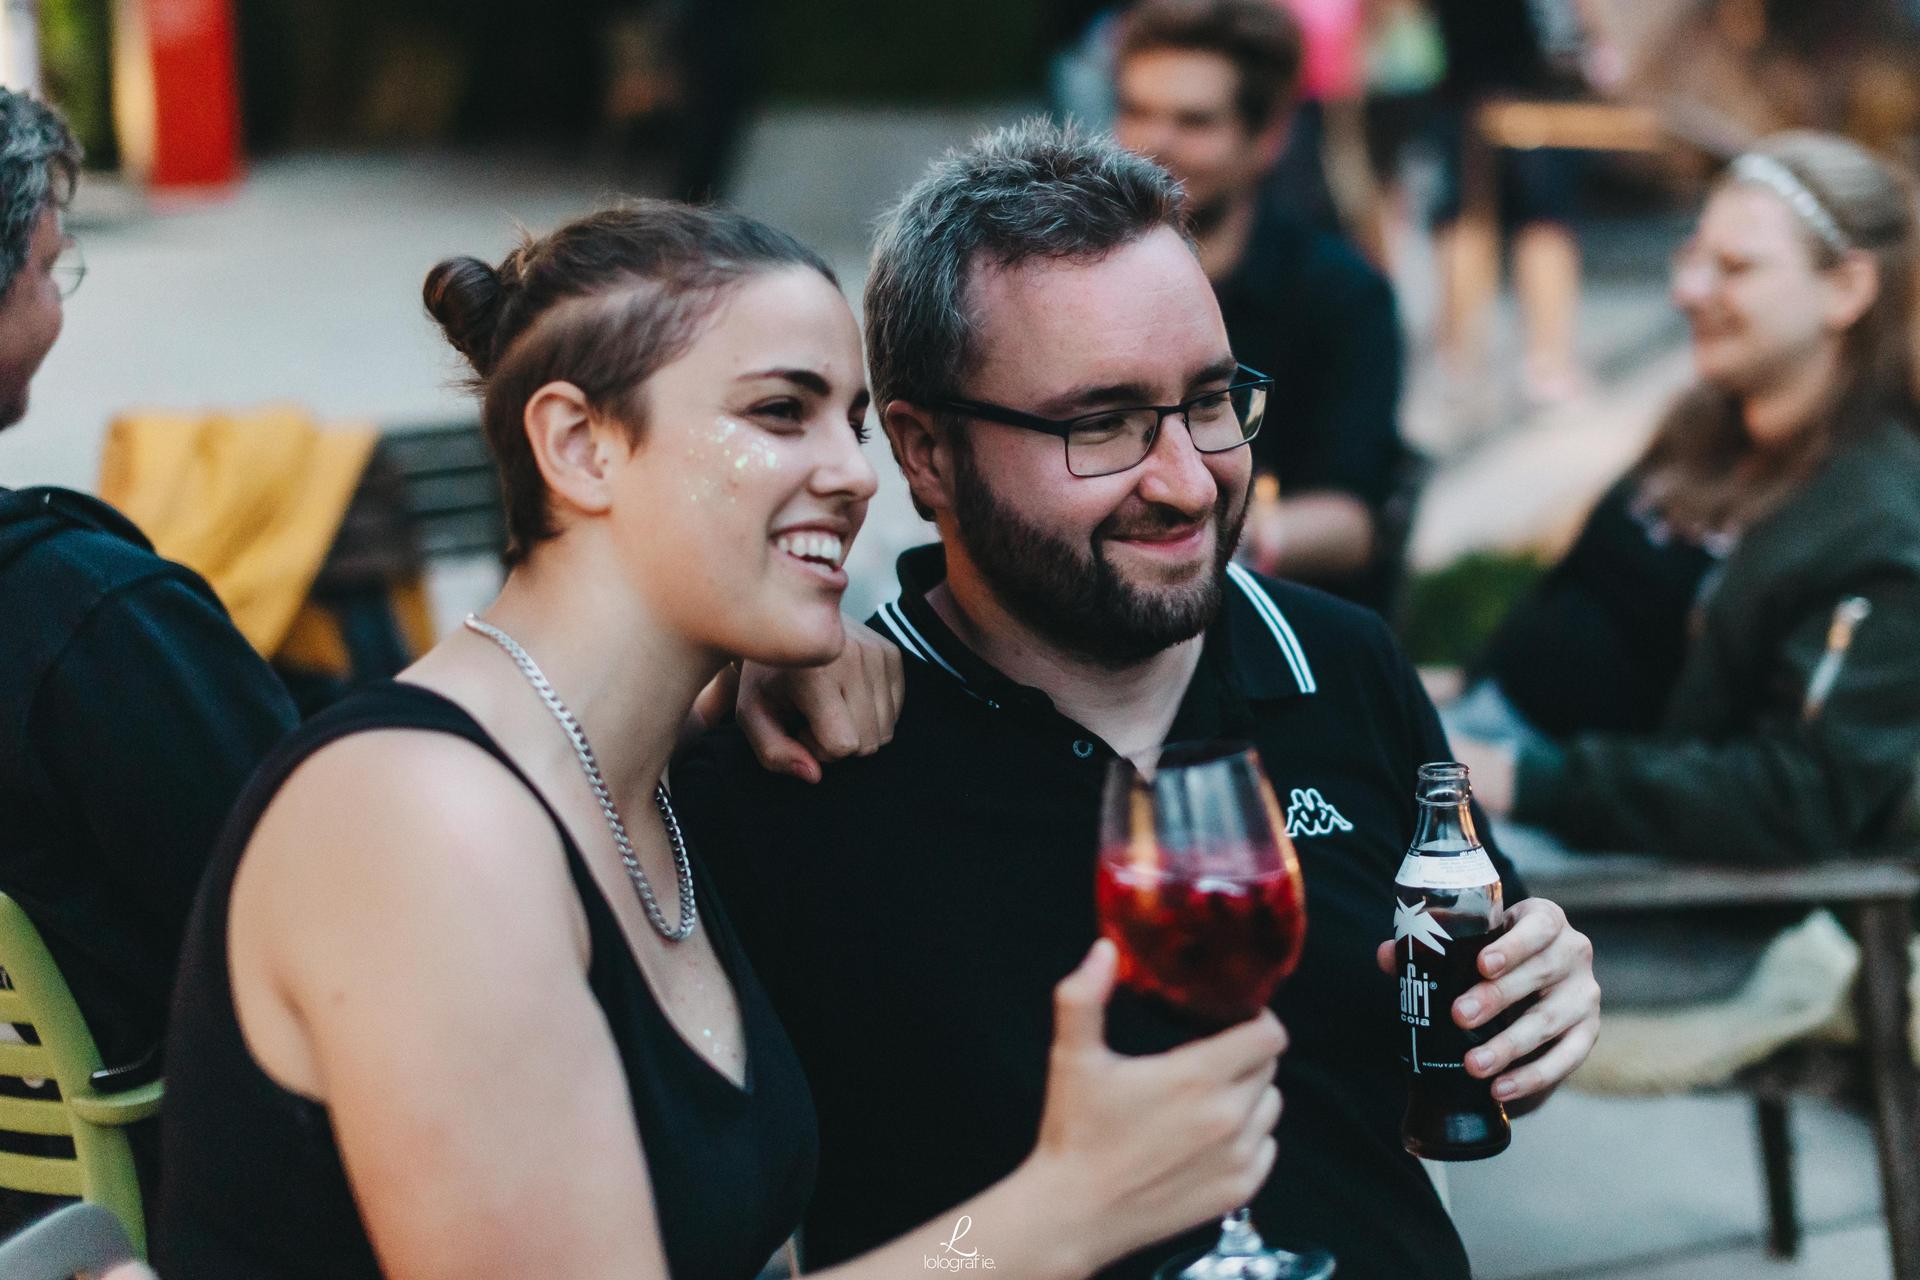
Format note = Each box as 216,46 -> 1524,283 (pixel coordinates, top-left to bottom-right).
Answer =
756,0 -> 1052,102
39,0 -> 116,167
1400,550 -> 1549,669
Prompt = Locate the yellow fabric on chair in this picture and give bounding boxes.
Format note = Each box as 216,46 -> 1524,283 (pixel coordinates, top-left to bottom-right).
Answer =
98,407 -> 377,658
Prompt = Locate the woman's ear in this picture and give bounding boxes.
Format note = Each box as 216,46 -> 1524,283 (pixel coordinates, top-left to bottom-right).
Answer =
882,399 -> 958,520
524,381 -> 616,520
1823,251 -> 1881,332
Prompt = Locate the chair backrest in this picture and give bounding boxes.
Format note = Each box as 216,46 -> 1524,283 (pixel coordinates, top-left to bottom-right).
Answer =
372,419 -> 507,564
298,419 -> 505,689
0,894 -> 149,1254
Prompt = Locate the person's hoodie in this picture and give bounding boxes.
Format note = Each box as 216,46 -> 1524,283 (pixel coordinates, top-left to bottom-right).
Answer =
0,485 -> 295,1073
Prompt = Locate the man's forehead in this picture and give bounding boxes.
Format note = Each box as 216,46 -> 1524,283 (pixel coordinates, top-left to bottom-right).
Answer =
964,230 -> 1227,389
1118,45 -> 1239,111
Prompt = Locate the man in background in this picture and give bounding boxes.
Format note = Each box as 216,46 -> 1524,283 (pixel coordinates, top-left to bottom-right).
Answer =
1113,0 -> 1409,614
0,89 -> 302,1226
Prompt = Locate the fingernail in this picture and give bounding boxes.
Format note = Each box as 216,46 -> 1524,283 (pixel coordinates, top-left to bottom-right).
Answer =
1470,1049 -> 1494,1072
1456,996 -> 1481,1021
1494,1078 -> 1519,1099
1483,951 -> 1506,975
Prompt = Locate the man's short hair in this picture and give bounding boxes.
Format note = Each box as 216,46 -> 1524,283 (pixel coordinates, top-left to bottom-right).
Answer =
0,90 -> 79,298
865,117 -> 1187,433
1117,0 -> 1305,132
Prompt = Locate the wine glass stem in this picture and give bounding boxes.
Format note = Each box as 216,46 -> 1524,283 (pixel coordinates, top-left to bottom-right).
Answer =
1216,1207 -> 1263,1254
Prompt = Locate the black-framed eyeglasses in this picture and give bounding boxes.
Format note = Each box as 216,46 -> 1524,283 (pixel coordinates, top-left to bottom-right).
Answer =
932,364 -> 1271,478
52,235 -> 84,300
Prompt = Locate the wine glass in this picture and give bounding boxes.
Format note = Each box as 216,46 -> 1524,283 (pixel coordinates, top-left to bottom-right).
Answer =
1097,740 -> 1333,1280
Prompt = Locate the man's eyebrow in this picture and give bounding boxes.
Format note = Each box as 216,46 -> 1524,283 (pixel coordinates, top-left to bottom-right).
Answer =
1033,380 -> 1159,416
1189,357 -> 1240,388
1033,358 -> 1241,416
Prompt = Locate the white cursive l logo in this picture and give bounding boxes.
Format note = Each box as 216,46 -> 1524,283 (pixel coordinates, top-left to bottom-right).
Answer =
939,1215 -> 978,1258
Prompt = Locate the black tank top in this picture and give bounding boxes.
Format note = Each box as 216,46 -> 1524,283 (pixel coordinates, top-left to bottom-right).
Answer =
156,681 -> 817,1278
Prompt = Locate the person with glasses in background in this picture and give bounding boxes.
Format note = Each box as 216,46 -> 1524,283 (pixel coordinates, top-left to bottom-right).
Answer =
1447,132 -> 1920,869
0,89 -> 303,1231
673,120 -> 1600,1280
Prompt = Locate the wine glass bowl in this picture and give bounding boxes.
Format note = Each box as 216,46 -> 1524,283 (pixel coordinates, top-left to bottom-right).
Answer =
1097,740 -> 1307,1027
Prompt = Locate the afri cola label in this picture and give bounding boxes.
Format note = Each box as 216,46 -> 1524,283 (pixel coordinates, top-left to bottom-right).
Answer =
1394,850 -> 1500,1077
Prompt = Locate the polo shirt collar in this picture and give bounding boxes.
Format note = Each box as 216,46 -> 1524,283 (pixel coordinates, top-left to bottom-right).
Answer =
873,543 -> 1317,706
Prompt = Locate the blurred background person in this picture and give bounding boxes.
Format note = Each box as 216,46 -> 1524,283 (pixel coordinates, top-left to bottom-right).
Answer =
1428,0 -> 1624,410
1353,0 -> 1446,272
1447,131 -> 1920,868
0,88 -> 302,1231
1114,0 -> 1410,613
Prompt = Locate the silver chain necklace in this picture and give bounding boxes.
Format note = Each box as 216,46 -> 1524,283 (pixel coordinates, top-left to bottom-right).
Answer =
462,614 -> 698,942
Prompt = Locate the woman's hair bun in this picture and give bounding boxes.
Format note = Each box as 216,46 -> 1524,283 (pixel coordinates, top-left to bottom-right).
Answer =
423,254 -> 508,376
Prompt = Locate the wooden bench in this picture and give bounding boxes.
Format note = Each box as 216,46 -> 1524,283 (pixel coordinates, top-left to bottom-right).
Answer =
1527,852 -> 1920,1279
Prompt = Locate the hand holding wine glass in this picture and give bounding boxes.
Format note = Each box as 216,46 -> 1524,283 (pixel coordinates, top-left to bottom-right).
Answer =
1019,939 -> 1287,1272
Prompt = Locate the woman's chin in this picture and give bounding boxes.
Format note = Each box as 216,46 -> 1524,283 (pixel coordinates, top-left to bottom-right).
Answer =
736,628 -> 846,671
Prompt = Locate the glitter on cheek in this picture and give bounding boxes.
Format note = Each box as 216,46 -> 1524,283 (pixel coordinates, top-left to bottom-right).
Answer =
683,416 -> 752,505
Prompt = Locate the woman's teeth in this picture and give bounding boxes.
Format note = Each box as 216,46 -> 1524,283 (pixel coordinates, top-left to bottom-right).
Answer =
775,532 -> 845,569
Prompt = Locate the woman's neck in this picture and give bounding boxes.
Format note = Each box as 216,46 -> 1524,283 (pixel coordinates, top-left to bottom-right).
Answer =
1743,342 -> 1844,449
423,536 -> 721,805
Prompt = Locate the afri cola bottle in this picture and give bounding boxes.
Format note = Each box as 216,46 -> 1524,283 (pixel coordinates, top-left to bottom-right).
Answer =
1395,761 -> 1511,1160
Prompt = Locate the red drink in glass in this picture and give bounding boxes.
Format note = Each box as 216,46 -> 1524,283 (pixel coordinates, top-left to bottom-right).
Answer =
1096,857 -> 1306,1027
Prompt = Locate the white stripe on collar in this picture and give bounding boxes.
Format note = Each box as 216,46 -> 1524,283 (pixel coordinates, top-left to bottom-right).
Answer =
878,598 -> 969,684
1225,562 -> 1317,694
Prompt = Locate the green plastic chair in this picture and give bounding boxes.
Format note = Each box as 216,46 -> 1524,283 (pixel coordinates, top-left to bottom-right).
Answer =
0,892 -> 162,1257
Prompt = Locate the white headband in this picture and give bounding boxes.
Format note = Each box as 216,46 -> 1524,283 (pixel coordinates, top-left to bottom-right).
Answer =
1729,153 -> 1850,254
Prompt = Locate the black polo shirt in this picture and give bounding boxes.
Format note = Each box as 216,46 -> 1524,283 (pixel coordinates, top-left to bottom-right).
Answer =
1215,198 -> 1406,612
673,545 -> 1522,1280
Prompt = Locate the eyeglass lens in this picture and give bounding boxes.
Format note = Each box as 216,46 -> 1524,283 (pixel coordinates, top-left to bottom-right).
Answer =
1066,382 -> 1267,478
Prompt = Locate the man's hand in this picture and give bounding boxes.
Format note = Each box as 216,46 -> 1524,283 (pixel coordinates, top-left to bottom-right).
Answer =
698,620 -> 904,783
1376,897 -> 1599,1110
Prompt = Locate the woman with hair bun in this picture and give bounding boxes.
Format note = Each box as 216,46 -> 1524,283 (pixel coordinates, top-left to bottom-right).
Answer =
156,200 -> 1285,1279
1451,131 -> 1920,865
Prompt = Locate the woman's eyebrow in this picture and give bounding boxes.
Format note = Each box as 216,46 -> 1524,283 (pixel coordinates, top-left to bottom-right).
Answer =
738,367 -> 832,395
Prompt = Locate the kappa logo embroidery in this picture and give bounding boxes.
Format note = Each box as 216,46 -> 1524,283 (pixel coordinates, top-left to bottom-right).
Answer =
1285,787 -> 1353,839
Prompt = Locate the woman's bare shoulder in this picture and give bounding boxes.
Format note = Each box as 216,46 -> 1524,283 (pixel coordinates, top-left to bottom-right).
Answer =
236,726 -> 581,951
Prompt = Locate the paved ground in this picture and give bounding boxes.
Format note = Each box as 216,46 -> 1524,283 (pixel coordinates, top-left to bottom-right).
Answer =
0,107 -> 1897,1278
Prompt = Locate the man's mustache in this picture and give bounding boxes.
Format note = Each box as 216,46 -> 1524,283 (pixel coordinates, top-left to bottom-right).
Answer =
1097,503 -> 1215,544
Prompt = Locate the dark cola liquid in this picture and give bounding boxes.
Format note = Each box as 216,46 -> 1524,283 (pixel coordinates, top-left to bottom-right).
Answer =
1397,904 -> 1512,1160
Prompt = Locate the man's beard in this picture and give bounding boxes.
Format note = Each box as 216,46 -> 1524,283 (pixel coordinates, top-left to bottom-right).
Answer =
950,441 -> 1247,668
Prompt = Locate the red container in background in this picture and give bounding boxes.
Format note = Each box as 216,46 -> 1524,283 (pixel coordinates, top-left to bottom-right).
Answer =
114,0 -> 242,190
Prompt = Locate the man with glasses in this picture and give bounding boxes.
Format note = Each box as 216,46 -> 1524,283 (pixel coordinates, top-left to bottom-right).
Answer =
674,121 -> 1599,1279
0,90 -> 301,1227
